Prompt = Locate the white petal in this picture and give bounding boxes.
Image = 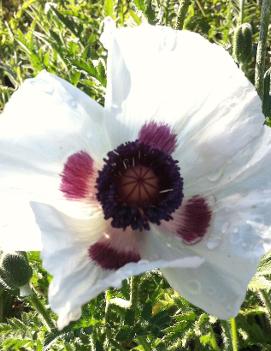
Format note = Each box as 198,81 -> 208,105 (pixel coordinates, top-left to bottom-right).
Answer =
102,24 -> 265,196
0,191 -> 41,250
31,202 -> 203,329
159,189 -> 271,319
0,70 -> 108,202
162,262 -> 245,319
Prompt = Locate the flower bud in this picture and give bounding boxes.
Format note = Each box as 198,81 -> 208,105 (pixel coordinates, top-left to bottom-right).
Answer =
233,23 -> 253,64
0,252 -> 32,289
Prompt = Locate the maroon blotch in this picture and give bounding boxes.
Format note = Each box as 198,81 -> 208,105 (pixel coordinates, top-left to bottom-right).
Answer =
138,121 -> 177,154
178,196 -> 212,244
60,151 -> 94,200
89,242 -> 141,270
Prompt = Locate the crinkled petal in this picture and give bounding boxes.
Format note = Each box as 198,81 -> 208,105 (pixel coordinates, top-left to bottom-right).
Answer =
102,23 -> 265,198
31,202 -> 203,329
159,189 -> 271,319
0,70 -> 108,202
162,262 -> 244,319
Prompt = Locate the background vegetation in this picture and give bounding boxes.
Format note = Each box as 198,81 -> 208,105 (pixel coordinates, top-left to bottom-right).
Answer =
0,0 -> 271,350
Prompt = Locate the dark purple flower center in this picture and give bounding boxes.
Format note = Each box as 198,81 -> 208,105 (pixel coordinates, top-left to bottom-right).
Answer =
96,141 -> 183,231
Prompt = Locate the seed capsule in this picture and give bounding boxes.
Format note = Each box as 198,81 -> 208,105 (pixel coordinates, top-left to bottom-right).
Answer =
233,23 -> 253,64
0,252 -> 32,289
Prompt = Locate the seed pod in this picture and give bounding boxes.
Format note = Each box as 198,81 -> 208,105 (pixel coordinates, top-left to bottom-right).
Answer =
233,23 -> 253,64
0,252 -> 32,289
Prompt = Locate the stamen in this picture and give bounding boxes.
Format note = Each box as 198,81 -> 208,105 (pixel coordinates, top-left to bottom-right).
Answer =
96,141 -> 183,231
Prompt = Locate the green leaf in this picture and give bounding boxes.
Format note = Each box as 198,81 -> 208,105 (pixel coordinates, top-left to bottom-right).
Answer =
104,0 -> 115,17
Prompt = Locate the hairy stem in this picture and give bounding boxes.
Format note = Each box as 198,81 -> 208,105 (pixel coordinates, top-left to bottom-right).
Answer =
28,290 -> 55,331
104,290 -> 112,347
0,290 -> 4,322
255,0 -> 271,99
210,325 -> 221,351
230,318 -> 238,351
175,0 -> 191,29
130,275 -> 139,309
220,320 -> 233,351
239,0 -> 245,24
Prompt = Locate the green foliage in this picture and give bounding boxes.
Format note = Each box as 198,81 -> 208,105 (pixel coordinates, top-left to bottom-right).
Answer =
0,0 -> 271,350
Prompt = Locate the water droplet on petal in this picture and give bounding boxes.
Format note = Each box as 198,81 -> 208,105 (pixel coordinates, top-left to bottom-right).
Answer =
69,99 -> 77,108
230,229 -> 242,244
207,239 -> 220,250
207,169 -> 223,182
226,305 -> 233,313
241,241 -> 248,249
30,79 -> 54,94
187,280 -> 201,295
160,30 -> 177,51
254,216 -> 264,225
206,194 -> 216,207
222,222 -> 230,234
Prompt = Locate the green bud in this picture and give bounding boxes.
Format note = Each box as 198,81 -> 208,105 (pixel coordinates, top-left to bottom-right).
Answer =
0,252 -> 32,289
233,23 -> 253,64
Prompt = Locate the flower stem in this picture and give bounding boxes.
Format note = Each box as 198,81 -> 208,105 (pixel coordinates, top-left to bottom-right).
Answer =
230,318 -> 238,351
129,275 -> 139,309
175,0 -> 191,30
239,0 -> 245,24
104,290 -> 112,346
0,289 -> 4,322
255,0 -> 271,99
220,320 -> 233,351
210,325 -> 221,351
28,290 -> 55,331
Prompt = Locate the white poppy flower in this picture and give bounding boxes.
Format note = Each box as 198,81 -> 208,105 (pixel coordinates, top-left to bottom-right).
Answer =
1,21 -> 271,329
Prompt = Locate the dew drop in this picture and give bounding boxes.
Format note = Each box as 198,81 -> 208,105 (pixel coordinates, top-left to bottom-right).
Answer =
225,305 -> 233,313
222,222 -> 230,234
69,99 -> 77,108
207,239 -> 220,250
187,280 -> 201,294
30,79 -> 54,94
160,30 -> 177,51
241,241 -> 248,249
254,216 -> 264,225
230,229 -> 242,244
207,169 -> 223,182
206,194 -> 216,207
